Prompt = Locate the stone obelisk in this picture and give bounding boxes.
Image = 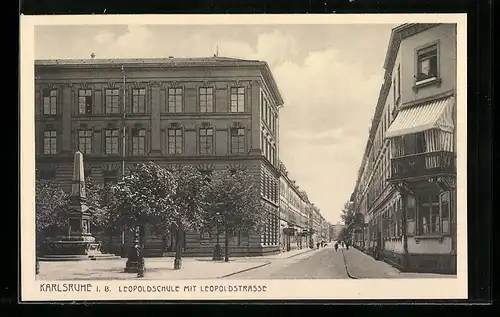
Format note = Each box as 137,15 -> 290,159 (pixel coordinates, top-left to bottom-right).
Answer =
40,152 -> 118,261
66,151 -> 94,243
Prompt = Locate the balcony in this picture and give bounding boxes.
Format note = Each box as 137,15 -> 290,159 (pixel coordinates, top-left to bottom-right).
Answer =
389,151 -> 455,182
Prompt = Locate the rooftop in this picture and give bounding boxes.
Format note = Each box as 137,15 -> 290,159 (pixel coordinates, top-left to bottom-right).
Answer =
35,56 -> 284,105
35,56 -> 263,66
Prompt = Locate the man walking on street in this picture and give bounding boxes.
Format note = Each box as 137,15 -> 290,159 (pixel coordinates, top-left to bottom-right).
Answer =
334,242 -> 338,252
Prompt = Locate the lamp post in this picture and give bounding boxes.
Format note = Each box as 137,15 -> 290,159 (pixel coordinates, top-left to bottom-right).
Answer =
212,212 -> 223,261
174,222 -> 183,270
125,226 -> 144,276
35,250 -> 39,275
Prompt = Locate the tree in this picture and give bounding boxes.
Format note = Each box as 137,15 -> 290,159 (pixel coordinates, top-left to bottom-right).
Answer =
203,167 -> 265,262
84,177 -> 122,252
110,162 -> 177,251
84,178 -> 118,232
340,201 -> 356,242
35,179 -> 69,240
166,165 -> 207,269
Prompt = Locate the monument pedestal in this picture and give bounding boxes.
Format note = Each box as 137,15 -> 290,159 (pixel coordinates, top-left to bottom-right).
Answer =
40,234 -> 120,261
39,151 -> 121,262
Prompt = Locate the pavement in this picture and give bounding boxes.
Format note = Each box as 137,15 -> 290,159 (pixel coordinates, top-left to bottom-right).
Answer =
36,245 -> 454,280
341,247 -> 456,279
36,247 -> 314,281
223,245 -> 349,279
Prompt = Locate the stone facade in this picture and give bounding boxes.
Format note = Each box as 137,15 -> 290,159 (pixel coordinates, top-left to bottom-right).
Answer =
35,57 -> 284,257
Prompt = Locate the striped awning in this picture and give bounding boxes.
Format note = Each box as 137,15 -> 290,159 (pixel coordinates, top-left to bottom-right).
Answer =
385,96 -> 455,138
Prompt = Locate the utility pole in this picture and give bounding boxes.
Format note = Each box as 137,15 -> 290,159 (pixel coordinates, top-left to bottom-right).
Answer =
121,65 -> 126,181
120,65 -> 126,251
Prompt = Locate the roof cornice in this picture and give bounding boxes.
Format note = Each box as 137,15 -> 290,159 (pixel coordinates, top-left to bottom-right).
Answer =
35,58 -> 284,106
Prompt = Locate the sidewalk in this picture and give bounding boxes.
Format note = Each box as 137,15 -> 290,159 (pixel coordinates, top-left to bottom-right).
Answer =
342,248 -> 455,279
255,246 -> 316,260
37,257 -> 270,281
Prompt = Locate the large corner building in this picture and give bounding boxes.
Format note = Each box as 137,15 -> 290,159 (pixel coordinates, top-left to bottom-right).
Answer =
35,57 -> 284,257
349,23 -> 457,274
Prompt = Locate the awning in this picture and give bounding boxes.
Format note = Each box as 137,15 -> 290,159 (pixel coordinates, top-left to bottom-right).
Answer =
385,96 -> 455,138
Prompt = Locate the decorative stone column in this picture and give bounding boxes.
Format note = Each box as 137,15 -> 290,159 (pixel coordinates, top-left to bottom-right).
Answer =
40,152 -> 119,261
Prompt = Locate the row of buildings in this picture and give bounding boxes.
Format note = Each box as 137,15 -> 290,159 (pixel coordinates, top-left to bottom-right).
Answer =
34,56 -> 330,257
279,161 -> 330,251
347,23 -> 457,274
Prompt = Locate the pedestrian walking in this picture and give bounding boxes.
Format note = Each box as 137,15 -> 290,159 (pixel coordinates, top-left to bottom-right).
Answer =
334,242 -> 338,252
345,241 -> 349,250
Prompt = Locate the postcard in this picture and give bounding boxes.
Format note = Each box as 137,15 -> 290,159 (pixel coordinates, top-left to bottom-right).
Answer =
20,13 -> 468,301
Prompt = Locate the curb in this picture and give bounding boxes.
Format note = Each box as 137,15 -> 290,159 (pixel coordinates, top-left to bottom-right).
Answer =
285,248 -> 316,259
340,249 -> 358,279
217,261 -> 271,278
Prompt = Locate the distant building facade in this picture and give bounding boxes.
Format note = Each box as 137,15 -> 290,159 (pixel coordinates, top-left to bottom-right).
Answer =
35,57 -> 284,257
330,222 -> 344,241
278,161 -> 312,251
349,23 -> 457,274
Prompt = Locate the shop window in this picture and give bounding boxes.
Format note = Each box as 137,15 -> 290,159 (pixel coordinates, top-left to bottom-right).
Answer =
440,192 -> 450,234
406,195 -> 416,235
417,194 -> 441,235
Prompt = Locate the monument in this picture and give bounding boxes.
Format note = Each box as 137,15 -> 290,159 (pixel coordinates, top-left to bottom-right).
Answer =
39,151 -> 120,261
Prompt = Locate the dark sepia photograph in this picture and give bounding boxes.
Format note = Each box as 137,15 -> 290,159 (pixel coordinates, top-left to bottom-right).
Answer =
20,14 -> 467,301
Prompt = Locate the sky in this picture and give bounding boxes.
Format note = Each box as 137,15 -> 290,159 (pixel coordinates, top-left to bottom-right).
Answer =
34,23 -> 399,224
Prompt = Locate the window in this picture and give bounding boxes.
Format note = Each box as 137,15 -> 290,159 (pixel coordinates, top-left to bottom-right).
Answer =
406,195 -> 416,235
230,128 -> 245,153
39,169 -> 56,180
200,170 -> 212,184
440,192 -> 451,234
103,170 -> 118,185
260,94 -> 264,118
78,89 -> 93,114
264,103 -> 269,124
402,132 -> 426,155
230,87 -> 245,112
78,130 -> 92,155
168,128 -> 183,154
199,87 -> 214,113
199,128 -> 214,154
393,78 -> 396,105
417,194 -> 440,235
105,89 -> 120,114
168,88 -> 183,113
416,44 -> 438,82
105,129 -> 119,155
132,88 -> 146,113
42,89 -> 57,115
397,65 -> 401,100
43,130 -> 57,154
131,129 -> 146,156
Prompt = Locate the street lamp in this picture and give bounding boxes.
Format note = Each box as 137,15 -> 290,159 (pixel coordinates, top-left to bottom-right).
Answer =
174,222 -> 183,270
36,250 -> 39,275
212,212 -> 223,261
125,226 -> 145,277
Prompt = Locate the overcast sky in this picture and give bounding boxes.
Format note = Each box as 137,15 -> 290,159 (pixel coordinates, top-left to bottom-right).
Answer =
35,23 -> 399,224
